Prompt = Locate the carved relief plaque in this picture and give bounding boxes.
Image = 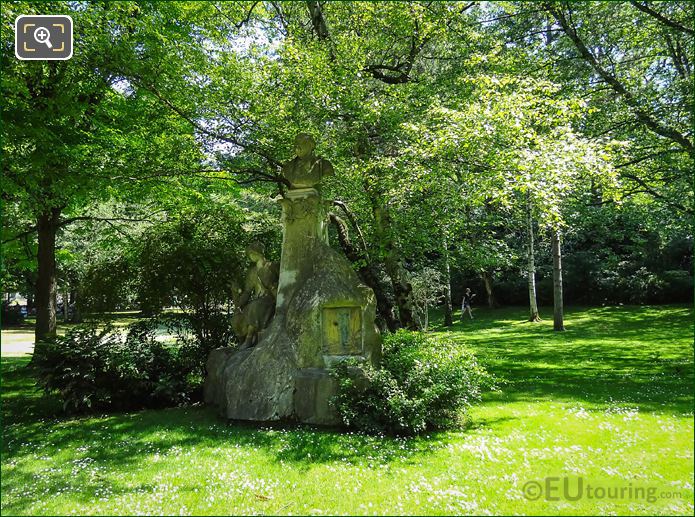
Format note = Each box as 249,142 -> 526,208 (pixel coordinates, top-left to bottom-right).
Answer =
322,306 -> 362,355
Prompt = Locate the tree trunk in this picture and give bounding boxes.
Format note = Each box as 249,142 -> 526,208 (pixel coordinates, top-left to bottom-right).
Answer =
329,213 -> 399,332
26,292 -> 35,314
423,301 -> 429,332
35,207 -> 61,344
527,194 -> 541,322
481,270 -> 496,308
69,289 -> 82,323
441,236 -> 453,326
63,287 -> 69,321
372,202 -> 418,329
552,228 -> 565,331
306,1 -> 330,41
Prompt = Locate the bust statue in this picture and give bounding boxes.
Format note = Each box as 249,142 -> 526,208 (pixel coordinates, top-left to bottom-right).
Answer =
282,133 -> 334,189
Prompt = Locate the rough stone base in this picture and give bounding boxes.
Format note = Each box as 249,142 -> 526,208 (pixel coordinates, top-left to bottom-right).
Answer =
205,354 -> 341,425
293,368 -> 340,425
204,317 -> 297,422
204,335 -> 342,425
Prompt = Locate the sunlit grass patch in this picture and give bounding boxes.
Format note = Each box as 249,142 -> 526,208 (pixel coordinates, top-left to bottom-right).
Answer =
2,305 -> 693,515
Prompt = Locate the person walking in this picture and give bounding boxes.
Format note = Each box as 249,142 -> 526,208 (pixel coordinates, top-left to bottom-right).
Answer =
461,288 -> 476,320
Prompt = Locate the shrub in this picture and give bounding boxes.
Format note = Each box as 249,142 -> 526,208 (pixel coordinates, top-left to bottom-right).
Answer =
659,270 -> 693,303
1,303 -> 25,326
34,320 -> 203,412
616,265 -> 665,304
331,330 -> 495,435
80,254 -> 138,313
134,205 -> 279,348
147,313 -> 234,378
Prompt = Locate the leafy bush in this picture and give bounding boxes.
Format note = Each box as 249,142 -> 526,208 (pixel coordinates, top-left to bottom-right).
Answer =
659,270 -> 693,302
147,313 -> 234,378
136,205 -> 249,322
618,266 -> 665,303
1,303 -> 25,326
75,202 -> 280,348
134,204 -> 279,348
80,254 -> 138,313
34,320 -> 203,412
331,330 -> 495,435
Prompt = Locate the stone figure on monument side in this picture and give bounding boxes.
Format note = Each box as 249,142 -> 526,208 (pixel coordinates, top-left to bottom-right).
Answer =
282,133 -> 334,189
232,242 -> 279,349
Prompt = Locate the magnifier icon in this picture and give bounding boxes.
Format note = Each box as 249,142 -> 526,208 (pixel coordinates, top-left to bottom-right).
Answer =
33,26 -> 52,49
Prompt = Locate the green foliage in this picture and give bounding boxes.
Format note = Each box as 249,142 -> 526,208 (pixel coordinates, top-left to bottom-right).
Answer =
1,1 -> 204,217
64,197 -> 281,354
3,1 -> 691,329
495,1 -> 693,210
33,321 -> 200,412
561,202 -> 693,304
153,313 -> 234,378
332,330 -> 495,435
134,202 -> 268,349
137,206 -> 240,312
409,267 -> 446,330
80,254 -> 138,313
1,303 -> 25,326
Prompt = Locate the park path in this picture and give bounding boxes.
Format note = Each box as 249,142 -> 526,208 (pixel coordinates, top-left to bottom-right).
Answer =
1,328 -> 34,356
1,319 -> 176,357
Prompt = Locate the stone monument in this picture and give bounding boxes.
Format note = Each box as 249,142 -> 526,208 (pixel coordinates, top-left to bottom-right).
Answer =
204,133 -> 381,425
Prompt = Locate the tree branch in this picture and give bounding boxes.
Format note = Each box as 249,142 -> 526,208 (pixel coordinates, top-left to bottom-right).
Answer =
619,171 -> 693,214
132,80 -> 284,172
57,214 -> 165,228
615,148 -> 687,168
332,200 -> 369,259
269,2 -> 289,35
2,227 -> 37,245
364,64 -> 412,84
364,11 -> 433,84
306,1 -> 330,40
2,213 -> 164,244
212,1 -> 260,30
547,3 -> 693,154
629,1 -> 694,36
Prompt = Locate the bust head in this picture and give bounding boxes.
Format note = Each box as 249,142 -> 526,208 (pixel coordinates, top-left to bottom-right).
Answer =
294,133 -> 316,159
246,241 -> 266,262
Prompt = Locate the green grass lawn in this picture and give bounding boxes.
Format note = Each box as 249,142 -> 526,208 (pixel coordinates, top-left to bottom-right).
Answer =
2,305 -> 693,515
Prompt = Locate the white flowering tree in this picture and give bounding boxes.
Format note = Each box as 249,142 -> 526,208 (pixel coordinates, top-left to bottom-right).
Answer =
409,267 -> 448,331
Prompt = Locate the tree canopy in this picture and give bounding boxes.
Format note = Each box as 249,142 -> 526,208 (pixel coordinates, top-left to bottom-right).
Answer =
2,1 -> 692,336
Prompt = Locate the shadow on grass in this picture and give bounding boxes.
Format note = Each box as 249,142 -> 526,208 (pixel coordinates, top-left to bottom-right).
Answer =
433,305 -> 694,413
2,355 -> 451,514
2,305 -> 693,513
2,356 -> 446,467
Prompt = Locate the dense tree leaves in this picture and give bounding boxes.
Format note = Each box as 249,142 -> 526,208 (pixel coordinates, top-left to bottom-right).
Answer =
2,1 -> 691,335
2,1 -> 205,340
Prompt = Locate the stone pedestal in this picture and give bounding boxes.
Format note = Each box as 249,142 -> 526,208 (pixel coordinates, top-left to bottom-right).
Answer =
274,188 -> 328,313
204,188 -> 380,425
